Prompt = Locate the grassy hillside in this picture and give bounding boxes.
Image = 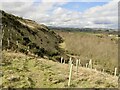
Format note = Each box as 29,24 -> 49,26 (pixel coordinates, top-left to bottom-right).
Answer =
1,10 -> 118,88
1,51 -> 118,88
1,10 -> 63,58
54,30 -> 118,75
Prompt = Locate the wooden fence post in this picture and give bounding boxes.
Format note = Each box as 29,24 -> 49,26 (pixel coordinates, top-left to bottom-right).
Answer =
61,57 -> 63,63
16,41 -> 19,47
79,59 -> 81,66
69,57 -> 72,64
7,38 -> 10,47
76,59 -> 79,75
68,63 -> 73,87
89,59 -> 92,69
86,63 -> 88,68
114,67 -> 117,76
70,57 -> 72,63
69,57 -> 72,69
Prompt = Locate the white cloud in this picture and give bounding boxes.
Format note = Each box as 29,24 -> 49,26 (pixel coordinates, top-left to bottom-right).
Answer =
81,0 -> 118,29
0,0 -> 34,2
1,0 -> 119,29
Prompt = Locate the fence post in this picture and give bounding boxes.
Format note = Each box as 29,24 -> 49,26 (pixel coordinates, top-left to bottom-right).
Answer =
69,57 -> 72,63
7,38 -> 10,47
16,41 -> 19,47
69,57 -> 72,68
61,57 -> 63,63
86,63 -> 88,68
68,63 -> 73,87
114,67 -> 117,76
69,57 -> 72,65
79,59 -> 81,66
76,59 -> 79,75
89,59 -> 92,69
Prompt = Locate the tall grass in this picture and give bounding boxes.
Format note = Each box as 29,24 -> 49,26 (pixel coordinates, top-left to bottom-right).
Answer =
55,31 -> 118,74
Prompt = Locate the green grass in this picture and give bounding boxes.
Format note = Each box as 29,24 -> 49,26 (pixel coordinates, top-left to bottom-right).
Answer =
1,51 -> 118,88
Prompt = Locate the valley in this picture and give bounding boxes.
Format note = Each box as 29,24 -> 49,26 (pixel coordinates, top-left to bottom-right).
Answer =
1,10 -> 119,88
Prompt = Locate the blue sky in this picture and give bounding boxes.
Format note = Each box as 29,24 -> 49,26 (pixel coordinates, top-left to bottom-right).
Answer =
33,1 -> 109,12
62,2 -> 108,12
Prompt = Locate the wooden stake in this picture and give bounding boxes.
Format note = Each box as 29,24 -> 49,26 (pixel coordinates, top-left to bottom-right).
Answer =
16,41 -> 19,47
69,57 -> 72,63
79,59 -> 81,66
68,63 -> 73,87
61,57 -> 63,63
114,67 -> 117,76
69,57 -> 72,65
69,57 -> 72,69
7,38 -> 10,47
86,63 -> 88,68
76,59 -> 79,75
89,59 -> 92,69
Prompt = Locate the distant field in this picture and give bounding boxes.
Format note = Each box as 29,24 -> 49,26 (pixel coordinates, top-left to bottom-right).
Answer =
54,30 -> 118,74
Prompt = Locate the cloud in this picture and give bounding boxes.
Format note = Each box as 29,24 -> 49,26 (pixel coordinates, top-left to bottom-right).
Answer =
81,0 -> 118,29
1,0 -> 119,29
0,0 -> 34,2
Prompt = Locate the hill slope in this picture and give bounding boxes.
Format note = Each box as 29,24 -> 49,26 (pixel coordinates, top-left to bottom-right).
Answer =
1,51 -> 118,88
1,10 -> 63,57
54,30 -> 118,75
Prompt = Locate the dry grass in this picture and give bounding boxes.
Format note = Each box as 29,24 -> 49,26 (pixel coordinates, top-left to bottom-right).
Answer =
1,51 -> 118,88
55,31 -> 118,74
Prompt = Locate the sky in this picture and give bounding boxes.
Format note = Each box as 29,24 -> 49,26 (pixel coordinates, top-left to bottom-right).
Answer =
0,0 -> 119,29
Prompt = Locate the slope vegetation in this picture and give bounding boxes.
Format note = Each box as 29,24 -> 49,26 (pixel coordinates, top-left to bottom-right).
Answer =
1,10 -> 63,57
54,30 -> 118,75
1,51 -> 118,88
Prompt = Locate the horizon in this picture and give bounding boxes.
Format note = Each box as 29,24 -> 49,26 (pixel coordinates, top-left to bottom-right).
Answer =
1,0 -> 119,29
